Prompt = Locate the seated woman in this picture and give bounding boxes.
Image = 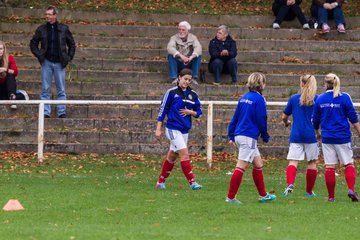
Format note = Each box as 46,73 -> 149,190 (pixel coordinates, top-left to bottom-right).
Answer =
0,41 -> 29,109
272,0 -> 309,29
311,0 -> 346,33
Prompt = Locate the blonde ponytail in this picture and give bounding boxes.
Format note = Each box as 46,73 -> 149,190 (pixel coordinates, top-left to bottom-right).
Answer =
300,74 -> 317,106
324,73 -> 341,98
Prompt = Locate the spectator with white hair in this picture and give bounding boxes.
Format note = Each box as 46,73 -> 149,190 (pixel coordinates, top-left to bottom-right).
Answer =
167,21 -> 202,85
208,25 -> 238,85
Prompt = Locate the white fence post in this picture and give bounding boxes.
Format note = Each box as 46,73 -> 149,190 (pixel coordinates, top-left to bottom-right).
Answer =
37,103 -> 44,163
206,102 -> 213,168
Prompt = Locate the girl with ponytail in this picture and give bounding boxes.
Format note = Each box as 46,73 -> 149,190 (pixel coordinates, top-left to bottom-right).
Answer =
313,73 -> 360,202
225,72 -> 276,204
282,74 -> 319,197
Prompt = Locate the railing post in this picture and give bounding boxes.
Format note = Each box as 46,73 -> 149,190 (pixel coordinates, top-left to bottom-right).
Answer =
207,102 -> 213,168
37,103 -> 45,163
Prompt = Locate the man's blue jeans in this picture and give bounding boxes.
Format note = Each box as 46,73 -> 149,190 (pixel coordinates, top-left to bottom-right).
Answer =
168,55 -> 201,80
318,6 -> 345,26
41,59 -> 66,116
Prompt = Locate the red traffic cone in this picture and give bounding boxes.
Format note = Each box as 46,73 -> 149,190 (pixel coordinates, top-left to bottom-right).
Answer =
2,199 -> 25,211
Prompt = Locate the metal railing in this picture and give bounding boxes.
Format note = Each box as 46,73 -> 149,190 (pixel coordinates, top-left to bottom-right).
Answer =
2,100 -> 359,166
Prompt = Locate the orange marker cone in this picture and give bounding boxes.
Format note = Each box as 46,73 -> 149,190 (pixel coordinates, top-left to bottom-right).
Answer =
2,199 -> 25,211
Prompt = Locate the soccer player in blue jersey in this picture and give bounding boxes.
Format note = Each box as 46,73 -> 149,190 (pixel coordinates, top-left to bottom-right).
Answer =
225,72 -> 276,204
282,75 -> 319,197
155,68 -> 203,190
313,73 -> 360,202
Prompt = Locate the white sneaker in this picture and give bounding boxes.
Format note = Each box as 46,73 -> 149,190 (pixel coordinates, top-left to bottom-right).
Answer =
303,23 -> 310,30
9,93 -> 17,110
273,23 -> 280,29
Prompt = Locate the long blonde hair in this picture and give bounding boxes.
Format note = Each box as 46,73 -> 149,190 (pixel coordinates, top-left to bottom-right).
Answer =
324,73 -> 341,98
247,72 -> 266,93
0,41 -> 9,78
299,74 -> 317,106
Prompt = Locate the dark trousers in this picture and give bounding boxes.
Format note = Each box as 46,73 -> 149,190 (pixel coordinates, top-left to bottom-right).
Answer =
209,58 -> 237,83
0,73 -> 16,100
274,4 -> 307,25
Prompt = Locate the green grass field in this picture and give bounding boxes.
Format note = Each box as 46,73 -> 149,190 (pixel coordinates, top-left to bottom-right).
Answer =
0,152 -> 359,240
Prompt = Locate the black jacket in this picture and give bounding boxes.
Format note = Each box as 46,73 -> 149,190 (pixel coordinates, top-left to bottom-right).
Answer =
208,35 -> 237,65
272,0 -> 303,15
30,22 -> 76,68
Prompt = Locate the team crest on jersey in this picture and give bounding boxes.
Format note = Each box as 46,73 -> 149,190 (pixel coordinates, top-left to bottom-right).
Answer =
174,94 -> 179,98
188,94 -> 193,100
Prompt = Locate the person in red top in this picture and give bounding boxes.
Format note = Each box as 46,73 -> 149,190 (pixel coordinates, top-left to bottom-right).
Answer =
0,41 -> 28,109
0,41 -> 18,100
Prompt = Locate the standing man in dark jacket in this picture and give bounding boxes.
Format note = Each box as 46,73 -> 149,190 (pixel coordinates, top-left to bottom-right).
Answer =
30,5 -> 76,118
208,25 -> 237,85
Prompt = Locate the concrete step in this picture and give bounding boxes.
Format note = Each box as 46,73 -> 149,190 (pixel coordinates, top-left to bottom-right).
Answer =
2,21 -> 360,41
15,57 -> 360,75
16,70 -> 360,86
1,128 -> 359,150
9,45 -> 360,63
0,140 -> 359,156
2,104 -> 360,124
0,130 -> 301,145
1,7 -> 360,28
0,141 -> 297,156
4,33 -> 360,52
22,90 -> 327,103
21,92 -> 253,102
0,117 -> 292,135
16,80 -> 360,100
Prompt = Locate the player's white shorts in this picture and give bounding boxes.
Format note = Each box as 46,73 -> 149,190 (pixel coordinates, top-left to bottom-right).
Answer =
234,135 -> 261,163
322,143 -> 353,165
165,128 -> 188,152
287,143 -> 319,161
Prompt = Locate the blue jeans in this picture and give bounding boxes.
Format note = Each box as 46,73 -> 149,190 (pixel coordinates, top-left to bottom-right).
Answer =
318,6 -> 345,26
41,59 -> 66,116
168,55 -> 201,80
209,58 -> 238,83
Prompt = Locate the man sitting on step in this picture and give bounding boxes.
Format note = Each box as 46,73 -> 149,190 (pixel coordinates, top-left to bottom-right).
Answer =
208,25 -> 238,85
167,21 -> 202,85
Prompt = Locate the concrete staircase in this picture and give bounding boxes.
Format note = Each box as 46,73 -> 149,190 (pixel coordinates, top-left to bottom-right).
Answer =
0,7 -> 360,156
